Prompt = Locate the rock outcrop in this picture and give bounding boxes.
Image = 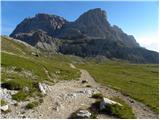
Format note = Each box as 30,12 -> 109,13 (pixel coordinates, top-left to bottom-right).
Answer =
12,30 -> 58,53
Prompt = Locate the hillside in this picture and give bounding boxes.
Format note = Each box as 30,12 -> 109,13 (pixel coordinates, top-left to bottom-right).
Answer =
1,36 -> 158,119
10,8 -> 159,63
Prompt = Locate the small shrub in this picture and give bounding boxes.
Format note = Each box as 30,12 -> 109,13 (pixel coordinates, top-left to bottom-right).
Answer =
86,85 -> 92,87
104,103 -> 135,119
39,98 -> 44,103
12,91 -> 28,101
1,81 -> 22,90
105,97 -> 135,119
25,101 -> 39,109
1,99 -> 7,106
14,67 -> 23,72
92,93 -> 103,99
90,100 -> 101,112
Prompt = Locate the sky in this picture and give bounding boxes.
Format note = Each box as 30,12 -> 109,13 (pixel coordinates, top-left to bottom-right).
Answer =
1,1 -> 159,51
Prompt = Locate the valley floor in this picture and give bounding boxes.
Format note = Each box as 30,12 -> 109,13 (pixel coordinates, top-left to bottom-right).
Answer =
1,64 -> 158,119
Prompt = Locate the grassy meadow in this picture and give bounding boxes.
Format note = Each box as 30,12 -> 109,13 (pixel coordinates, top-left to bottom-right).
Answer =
77,60 -> 159,113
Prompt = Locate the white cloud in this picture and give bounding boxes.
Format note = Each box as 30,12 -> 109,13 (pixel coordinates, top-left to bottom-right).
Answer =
135,35 -> 159,52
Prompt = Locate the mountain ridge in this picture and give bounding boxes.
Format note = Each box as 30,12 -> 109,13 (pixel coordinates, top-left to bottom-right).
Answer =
10,8 -> 159,63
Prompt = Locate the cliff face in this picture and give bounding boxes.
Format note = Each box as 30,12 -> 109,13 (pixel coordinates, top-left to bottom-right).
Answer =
10,8 -> 158,63
12,30 -> 58,53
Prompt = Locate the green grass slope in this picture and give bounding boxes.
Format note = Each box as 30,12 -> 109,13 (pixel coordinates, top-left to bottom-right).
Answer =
1,36 -> 81,101
77,60 -> 159,113
1,36 -> 80,86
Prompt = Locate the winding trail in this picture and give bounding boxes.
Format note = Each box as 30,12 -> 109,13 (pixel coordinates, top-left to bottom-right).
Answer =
2,63 -> 158,119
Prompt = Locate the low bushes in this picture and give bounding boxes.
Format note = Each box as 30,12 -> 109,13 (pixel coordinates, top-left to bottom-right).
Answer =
92,93 -> 103,99
25,101 -> 39,109
12,91 -> 28,101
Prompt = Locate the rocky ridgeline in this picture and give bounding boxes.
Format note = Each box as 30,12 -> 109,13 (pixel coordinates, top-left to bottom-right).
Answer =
9,8 -> 158,63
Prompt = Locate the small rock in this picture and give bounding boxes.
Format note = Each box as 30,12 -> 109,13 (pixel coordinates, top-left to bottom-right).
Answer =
0,105 -> 9,111
23,87 -> 29,92
76,109 -> 91,118
38,83 -> 47,95
100,97 -> 122,110
85,89 -> 92,95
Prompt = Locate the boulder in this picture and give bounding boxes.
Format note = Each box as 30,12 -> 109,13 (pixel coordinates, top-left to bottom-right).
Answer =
76,109 -> 91,118
0,105 -> 9,111
100,97 -> 122,110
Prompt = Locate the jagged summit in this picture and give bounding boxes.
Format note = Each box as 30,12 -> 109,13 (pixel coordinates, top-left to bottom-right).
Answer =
10,13 -> 67,37
76,8 -> 107,22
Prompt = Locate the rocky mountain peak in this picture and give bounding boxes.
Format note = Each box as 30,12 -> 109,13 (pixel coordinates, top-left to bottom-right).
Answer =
59,8 -> 111,39
10,13 -> 67,37
76,8 -> 107,23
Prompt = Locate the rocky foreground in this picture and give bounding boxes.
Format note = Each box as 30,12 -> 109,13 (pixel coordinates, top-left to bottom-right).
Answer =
0,64 -> 158,119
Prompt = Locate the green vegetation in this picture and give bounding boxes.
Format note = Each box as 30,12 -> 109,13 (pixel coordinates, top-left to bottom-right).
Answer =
92,93 -> 103,99
12,91 -> 28,101
1,36 -> 158,115
1,99 -> 7,106
105,97 -> 135,119
1,36 -> 80,82
1,52 -> 80,81
78,60 -> 159,113
91,97 -> 135,119
1,79 -> 34,90
1,36 -> 80,102
1,36 -> 37,55
25,101 -> 39,109
86,85 -> 92,87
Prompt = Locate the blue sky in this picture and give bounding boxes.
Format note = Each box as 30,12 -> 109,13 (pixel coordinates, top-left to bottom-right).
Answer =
1,1 -> 159,51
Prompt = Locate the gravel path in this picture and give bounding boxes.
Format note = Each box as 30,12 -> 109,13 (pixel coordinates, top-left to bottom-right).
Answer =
1,64 -> 158,119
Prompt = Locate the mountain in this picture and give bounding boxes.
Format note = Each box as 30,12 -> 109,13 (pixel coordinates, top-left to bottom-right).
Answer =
10,8 -> 159,63
10,13 -> 67,37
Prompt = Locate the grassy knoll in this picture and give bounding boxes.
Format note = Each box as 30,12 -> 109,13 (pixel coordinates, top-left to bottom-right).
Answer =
77,60 -> 159,113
